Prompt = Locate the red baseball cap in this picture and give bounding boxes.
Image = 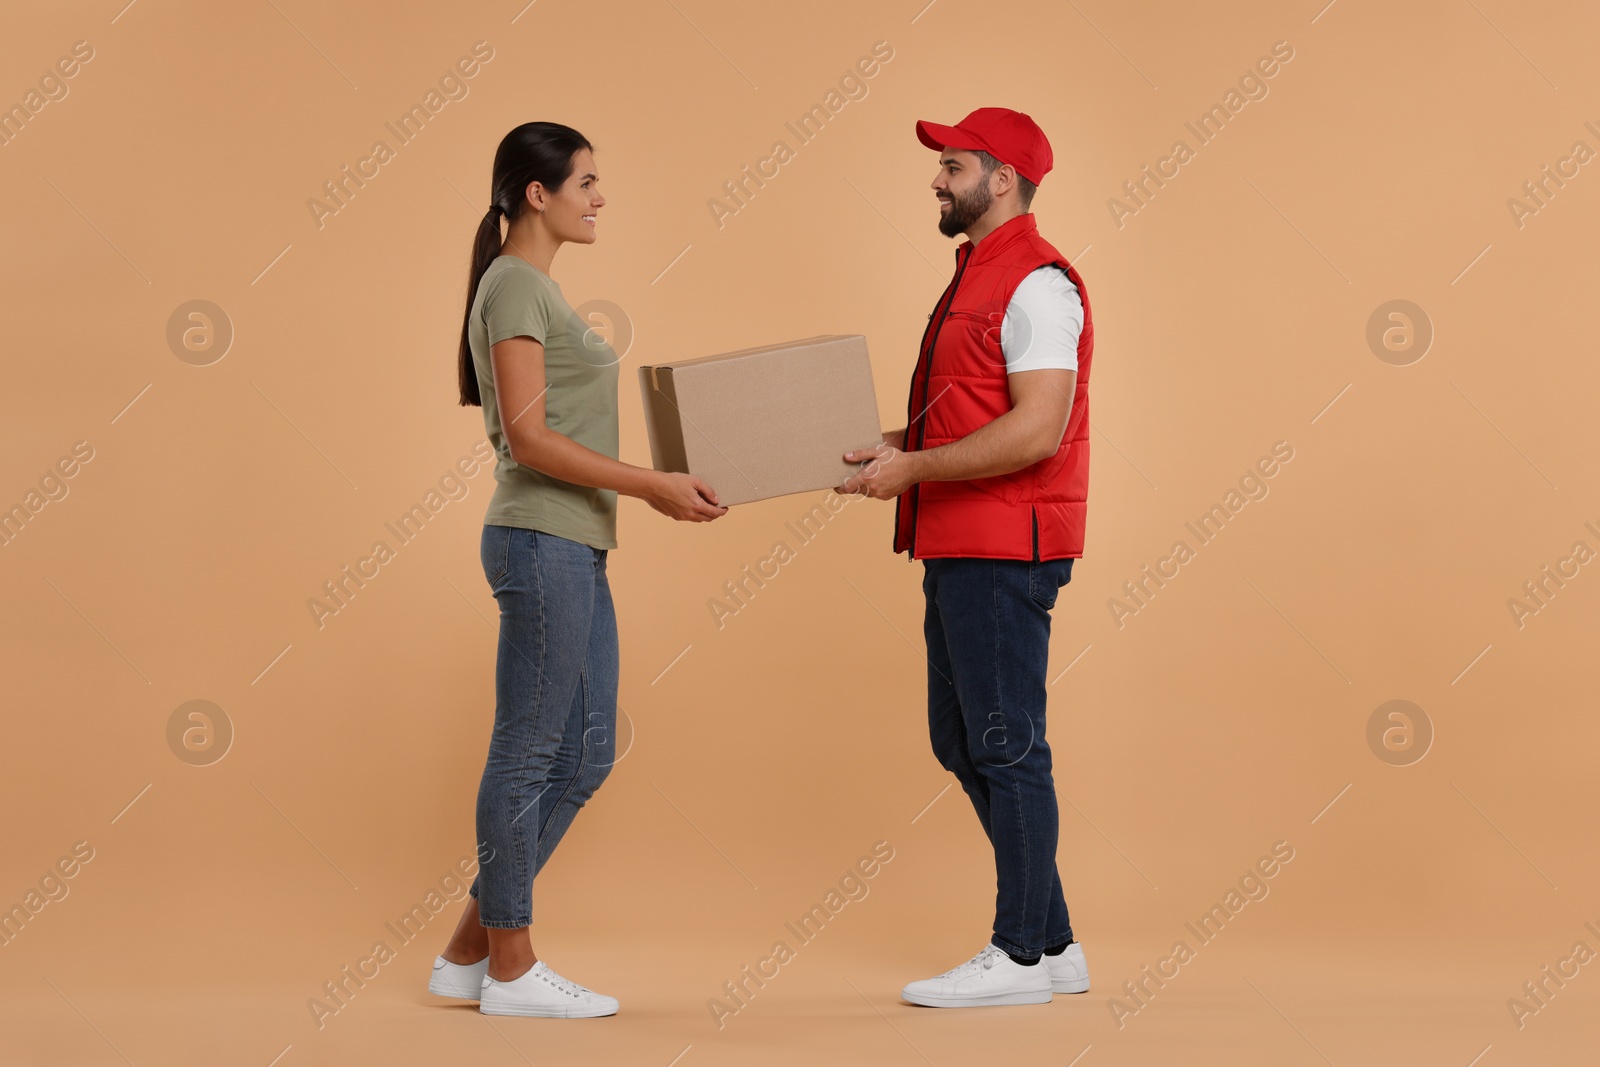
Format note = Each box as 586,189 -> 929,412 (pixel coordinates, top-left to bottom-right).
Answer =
915,107 -> 1053,185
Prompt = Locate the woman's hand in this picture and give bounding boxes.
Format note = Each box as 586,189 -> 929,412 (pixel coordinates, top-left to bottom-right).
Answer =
646,471 -> 728,522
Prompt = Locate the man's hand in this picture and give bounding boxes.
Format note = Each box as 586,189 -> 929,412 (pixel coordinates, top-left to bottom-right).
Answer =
836,442 -> 920,500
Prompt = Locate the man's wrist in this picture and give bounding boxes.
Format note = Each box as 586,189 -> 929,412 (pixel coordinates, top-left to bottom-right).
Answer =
902,445 -> 932,483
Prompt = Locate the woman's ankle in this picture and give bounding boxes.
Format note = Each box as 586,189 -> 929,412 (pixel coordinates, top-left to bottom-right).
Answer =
440,942 -> 489,966
485,929 -> 538,982
486,956 -> 536,983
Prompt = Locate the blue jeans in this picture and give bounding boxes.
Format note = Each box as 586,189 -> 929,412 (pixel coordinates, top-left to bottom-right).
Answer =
922,556 -> 1076,958
468,525 -> 618,928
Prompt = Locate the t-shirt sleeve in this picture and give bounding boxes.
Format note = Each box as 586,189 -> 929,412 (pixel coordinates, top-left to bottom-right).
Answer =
482,268 -> 551,347
1001,265 -> 1082,374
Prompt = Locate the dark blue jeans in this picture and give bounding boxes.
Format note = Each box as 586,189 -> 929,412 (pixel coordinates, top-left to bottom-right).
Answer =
922,555 -> 1076,958
468,525 -> 618,928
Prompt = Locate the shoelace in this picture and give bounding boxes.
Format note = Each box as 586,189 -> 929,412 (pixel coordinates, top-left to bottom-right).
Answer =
537,965 -> 588,999
941,945 -> 1006,978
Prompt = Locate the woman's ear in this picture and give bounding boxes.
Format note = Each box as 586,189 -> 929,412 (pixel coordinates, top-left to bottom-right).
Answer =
524,181 -> 546,213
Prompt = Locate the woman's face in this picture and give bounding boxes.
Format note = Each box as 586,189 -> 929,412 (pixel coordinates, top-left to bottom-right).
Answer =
539,148 -> 603,244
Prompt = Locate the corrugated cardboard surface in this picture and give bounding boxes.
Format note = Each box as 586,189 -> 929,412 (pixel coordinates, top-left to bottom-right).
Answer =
638,335 -> 883,505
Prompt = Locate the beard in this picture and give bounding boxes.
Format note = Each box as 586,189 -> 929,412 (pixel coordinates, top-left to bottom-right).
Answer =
937,181 -> 992,237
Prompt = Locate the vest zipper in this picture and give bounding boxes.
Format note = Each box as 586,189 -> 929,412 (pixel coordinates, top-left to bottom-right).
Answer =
903,251 -> 972,560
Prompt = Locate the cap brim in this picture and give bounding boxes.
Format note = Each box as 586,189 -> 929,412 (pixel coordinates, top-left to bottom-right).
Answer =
916,119 -> 988,156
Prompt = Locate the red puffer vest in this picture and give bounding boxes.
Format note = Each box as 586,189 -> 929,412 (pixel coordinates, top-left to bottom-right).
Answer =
893,212 -> 1093,561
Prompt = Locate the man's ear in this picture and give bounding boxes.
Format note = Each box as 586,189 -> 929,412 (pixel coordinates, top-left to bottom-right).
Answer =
994,163 -> 1018,199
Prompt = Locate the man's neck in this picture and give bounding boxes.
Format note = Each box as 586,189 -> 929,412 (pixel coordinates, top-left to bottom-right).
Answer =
964,208 -> 1027,247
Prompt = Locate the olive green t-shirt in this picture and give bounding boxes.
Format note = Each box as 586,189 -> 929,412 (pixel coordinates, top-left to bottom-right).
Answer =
468,255 -> 620,549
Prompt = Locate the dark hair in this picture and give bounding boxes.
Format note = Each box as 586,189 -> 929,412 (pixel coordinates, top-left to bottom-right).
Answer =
457,121 -> 594,406
975,149 -> 1038,212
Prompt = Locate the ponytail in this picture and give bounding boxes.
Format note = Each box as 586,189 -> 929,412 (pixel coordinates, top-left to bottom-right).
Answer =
457,122 -> 593,406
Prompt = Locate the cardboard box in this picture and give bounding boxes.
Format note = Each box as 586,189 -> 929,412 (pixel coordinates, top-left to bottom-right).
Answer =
637,334 -> 883,506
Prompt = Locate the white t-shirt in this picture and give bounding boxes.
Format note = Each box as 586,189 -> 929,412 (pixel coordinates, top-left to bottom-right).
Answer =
1000,265 -> 1082,374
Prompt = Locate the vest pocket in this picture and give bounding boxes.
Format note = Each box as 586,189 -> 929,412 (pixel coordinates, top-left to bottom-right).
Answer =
940,308 -> 1008,371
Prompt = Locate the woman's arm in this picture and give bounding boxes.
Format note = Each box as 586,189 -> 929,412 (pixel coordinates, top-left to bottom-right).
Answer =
492,336 -> 726,522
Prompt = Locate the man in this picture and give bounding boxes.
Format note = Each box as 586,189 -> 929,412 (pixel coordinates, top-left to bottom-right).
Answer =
838,107 -> 1094,1008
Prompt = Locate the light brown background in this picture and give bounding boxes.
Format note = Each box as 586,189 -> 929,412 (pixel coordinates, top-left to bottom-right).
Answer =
3,0 -> 1597,1064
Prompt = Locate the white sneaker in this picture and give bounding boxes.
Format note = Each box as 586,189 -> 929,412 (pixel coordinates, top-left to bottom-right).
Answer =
479,960 -> 619,1018
1044,942 -> 1090,993
428,954 -> 489,1000
901,944 -> 1053,1008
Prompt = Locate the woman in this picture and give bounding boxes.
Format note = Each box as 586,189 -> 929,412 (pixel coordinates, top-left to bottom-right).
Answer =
429,121 -> 726,1018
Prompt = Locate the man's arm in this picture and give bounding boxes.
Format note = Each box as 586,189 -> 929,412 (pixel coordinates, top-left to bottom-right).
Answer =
838,369 -> 1076,499
912,368 -> 1076,480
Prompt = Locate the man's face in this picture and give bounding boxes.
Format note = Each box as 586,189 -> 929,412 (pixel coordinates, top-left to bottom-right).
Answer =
931,147 -> 993,238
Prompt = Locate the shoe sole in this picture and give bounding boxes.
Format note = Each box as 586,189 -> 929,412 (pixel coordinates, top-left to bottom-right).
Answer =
1050,977 -> 1090,994
479,999 -> 618,1018
902,989 -> 1053,1008
428,977 -> 483,1000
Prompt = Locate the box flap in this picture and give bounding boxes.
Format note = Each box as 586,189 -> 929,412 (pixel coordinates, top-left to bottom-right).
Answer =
636,365 -> 690,475
643,334 -> 857,371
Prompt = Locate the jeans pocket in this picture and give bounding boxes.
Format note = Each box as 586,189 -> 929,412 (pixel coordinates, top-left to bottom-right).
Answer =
481,525 -> 512,587
1027,558 -> 1072,609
